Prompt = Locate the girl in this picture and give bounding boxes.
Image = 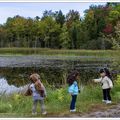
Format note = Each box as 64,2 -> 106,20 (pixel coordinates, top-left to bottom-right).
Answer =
26,73 -> 47,115
93,68 -> 113,104
67,70 -> 79,112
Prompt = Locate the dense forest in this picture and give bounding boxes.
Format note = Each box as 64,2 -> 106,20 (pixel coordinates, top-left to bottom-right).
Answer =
0,3 -> 120,49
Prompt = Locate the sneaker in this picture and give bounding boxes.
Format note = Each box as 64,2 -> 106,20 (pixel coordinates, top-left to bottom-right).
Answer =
42,111 -> 47,115
70,109 -> 76,112
32,112 -> 37,115
106,100 -> 112,104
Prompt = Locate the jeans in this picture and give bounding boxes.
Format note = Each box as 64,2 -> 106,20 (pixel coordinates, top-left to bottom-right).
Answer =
70,95 -> 77,110
103,88 -> 111,101
32,99 -> 45,113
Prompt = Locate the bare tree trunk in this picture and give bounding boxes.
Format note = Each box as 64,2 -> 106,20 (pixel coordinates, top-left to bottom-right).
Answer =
34,37 -> 37,54
101,37 -> 105,50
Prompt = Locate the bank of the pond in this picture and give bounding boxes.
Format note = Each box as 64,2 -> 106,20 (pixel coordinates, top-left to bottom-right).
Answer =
0,48 -> 120,57
0,76 -> 120,118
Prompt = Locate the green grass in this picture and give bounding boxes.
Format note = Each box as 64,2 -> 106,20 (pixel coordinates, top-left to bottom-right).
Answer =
0,47 -> 120,57
0,80 -> 120,118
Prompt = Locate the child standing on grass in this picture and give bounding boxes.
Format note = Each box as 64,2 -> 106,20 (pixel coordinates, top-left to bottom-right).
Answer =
25,73 -> 47,115
67,70 -> 80,112
93,68 -> 113,104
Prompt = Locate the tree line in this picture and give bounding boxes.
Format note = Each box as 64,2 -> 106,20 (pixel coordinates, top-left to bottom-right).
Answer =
0,3 -> 120,49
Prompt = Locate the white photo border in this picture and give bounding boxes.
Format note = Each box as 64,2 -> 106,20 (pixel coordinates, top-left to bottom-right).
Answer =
0,1 -> 120,120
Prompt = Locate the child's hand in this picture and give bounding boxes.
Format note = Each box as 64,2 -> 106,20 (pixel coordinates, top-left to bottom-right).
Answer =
92,79 -> 98,85
78,89 -> 80,93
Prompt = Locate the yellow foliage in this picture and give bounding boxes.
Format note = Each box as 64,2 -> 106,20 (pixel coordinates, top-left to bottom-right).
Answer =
13,94 -> 22,102
116,75 -> 120,85
57,88 -> 64,102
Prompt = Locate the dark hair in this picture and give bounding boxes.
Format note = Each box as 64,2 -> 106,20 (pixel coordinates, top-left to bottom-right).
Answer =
67,70 -> 79,86
99,68 -> 112,80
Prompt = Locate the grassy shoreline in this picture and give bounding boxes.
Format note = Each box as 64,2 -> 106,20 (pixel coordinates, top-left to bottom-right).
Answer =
0,48 -> 119,63
0,48 -> 119,56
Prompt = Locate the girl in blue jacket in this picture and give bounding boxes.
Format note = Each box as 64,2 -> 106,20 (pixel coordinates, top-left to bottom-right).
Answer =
67,71 -> 79,112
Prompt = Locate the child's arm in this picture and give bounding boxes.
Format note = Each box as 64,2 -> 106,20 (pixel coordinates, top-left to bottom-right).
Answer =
107,77 -> 113,88
68,85 -> 74,95
24,85 -> 32,96
43,86 -> 47,97
93,78 -> 102,83
78,86 -> 80,93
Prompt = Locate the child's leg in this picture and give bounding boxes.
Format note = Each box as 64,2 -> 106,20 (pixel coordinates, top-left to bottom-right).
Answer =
39,100 -> 46,113
107,88 -> 111,101
32,100 -> 38,114
74,95 -> 77,109
70,95 -> 77,110
103,89 -> 107,101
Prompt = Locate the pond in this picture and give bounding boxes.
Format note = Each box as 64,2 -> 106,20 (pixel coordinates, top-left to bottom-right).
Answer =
0,55 -> 118,95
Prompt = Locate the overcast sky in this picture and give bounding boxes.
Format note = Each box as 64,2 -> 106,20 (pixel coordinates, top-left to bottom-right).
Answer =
0,2 -> 106,24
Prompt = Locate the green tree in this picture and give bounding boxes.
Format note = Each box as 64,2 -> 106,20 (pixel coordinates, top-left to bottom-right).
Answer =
109,10 -> 120,24
42,10 -> 54,20
59,24 -> 70,48
37,17 -> 61,48
54,10 -> 65,27
5,15 -> 28,47
110,21 -> 120,49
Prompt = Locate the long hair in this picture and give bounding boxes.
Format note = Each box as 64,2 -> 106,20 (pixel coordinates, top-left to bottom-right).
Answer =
67,70 -> 79,86
29,73 -> 45,97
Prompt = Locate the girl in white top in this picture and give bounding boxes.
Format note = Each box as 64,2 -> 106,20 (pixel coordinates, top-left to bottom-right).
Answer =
93,68 -> 113,104
29,73 -> 47,115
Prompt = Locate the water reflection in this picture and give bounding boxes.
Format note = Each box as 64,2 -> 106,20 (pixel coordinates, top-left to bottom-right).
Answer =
0,77 -> 28,95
